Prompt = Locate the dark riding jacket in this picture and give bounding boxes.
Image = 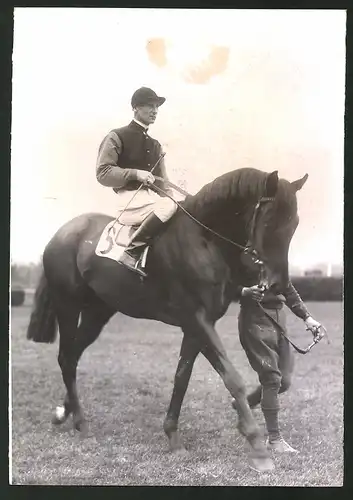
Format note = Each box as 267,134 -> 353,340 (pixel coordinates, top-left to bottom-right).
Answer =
96,120 -> 171,195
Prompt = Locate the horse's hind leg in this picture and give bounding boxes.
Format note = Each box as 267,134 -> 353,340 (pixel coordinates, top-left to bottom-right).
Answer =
53,295 -> 115,432
163,333 -> 200,452
51,299 -> 80,427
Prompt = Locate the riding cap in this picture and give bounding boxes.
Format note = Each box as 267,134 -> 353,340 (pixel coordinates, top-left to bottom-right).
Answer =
131,87 -> 166,108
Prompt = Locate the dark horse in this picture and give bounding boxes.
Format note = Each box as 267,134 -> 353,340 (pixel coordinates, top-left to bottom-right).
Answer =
27,167 -> 307,472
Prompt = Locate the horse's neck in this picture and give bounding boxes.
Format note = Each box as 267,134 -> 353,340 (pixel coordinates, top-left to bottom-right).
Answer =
186,178 -> 257,226
168,177 -> 260,268
188,195 -> 252,248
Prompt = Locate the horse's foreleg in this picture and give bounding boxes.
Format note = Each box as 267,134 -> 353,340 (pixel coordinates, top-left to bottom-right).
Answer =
193,310 -> 274,472
232,385 -> 262,410
163,333 -> 200,452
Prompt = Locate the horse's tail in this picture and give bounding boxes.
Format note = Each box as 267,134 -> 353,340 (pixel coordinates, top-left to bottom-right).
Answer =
26,268 -> 58,344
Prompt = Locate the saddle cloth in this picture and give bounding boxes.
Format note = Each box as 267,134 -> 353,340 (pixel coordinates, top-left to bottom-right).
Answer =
95,220 -> 148,265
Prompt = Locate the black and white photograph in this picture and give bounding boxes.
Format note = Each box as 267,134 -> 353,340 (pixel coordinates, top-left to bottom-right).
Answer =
10,8 -> 345,486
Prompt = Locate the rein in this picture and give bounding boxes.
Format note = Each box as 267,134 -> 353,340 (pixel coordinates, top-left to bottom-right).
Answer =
114,153 -> 166,226
154,176 -> 190,198
257,302 -> 326,354
114,175 -> 326,354
256,264 -> 327,354
152,181 -> 266,253
155,178 -> 326,355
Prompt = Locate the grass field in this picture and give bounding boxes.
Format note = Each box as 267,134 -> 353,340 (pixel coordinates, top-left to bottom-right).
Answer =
10,302 -> 343,486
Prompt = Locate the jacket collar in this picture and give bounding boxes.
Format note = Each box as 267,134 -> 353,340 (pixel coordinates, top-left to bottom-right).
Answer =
131,119 -> 148,133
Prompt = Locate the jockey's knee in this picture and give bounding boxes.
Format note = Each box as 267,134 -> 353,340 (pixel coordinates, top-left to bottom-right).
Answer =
153,197 -> 177,222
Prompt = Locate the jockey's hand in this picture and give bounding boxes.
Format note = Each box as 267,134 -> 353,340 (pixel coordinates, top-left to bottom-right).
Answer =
304,316 -> 322,337
136,170 -> 155,185
241,285 -> 265,302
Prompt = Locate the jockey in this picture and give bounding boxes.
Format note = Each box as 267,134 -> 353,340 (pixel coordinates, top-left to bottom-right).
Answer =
96,87 -> 177,277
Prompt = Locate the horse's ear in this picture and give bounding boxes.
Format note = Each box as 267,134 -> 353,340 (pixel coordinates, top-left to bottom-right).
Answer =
291,173 -> 308,192
265,171 -> 279,197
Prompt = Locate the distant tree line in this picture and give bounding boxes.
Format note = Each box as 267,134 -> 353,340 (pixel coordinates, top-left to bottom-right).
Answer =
291,276 -> 343,302
11,261 -> 42,289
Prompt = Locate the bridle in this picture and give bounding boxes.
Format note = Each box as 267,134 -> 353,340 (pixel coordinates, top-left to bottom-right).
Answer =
153,176 -> 273,263
108,148 -> 326,353
241,196 -> 275,268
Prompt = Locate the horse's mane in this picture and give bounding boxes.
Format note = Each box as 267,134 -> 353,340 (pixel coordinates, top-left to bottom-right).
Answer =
182,168 -> 269,220
181,167 -> 298,224
152,167 -> 298,291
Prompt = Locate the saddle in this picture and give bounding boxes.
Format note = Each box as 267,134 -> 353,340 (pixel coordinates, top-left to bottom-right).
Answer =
95,221 -> 149,268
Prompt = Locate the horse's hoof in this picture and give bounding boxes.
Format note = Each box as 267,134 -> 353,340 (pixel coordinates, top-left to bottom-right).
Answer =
168,431 -> 186,453
52,406 -> 68,425
171,445 -> 188,456
249,456 -> 275,473
74,419 -> 88,435
170,443 -> 187,454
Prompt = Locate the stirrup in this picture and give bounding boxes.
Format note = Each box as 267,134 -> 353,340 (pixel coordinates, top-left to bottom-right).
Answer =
118,247 -> 149,278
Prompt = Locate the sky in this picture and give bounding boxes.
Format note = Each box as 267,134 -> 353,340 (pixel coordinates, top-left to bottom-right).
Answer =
10,8 -> 346,268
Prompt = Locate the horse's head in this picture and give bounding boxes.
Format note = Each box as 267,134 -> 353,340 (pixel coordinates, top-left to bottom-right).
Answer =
241,170 -> 308,291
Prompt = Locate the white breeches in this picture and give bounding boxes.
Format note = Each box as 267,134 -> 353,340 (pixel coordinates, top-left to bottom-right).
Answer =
115,188 -> 178,225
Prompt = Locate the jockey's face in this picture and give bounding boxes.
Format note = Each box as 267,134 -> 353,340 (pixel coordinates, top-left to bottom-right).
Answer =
134,103 -> 159,126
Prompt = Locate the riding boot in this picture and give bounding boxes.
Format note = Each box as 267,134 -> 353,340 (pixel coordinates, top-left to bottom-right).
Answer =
262,407 -> 281,442
119,213 -> 165,277
261,387 -> 298,453
261,383 -> 281,441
